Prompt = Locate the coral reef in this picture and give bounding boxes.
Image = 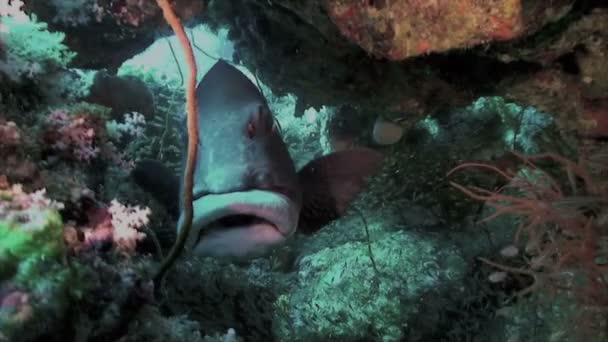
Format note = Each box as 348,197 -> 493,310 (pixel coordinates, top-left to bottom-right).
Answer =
0,0 -> 607,341
0,180 -> 69,341
0,176 -> 157,341
200,0 -> 608,130
8,0 -> 605,129
0,12 -> 74,82
20,0 -> 203,71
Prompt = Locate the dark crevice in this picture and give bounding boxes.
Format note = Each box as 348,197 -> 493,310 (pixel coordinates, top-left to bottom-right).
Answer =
419,52 -> 542,91
556,47 -> 585,75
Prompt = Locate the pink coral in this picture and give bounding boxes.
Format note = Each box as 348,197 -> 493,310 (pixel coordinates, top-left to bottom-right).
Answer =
107,199 -> 149,254
60,118 -> 99,161
69,199 -> 150,256
0,290 -> 33,324
44,110 -> 101,162
0,177 -> 64,237
44,108 -> 139,169
0,120 -> 21,146
0,178 -> 63,213
46,109 -> 70,126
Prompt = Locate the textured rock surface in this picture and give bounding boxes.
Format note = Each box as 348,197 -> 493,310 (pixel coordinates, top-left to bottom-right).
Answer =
202,0 -> 608,133
21,0 -> 203,71
325,0 -> 576,59
16,1 -> 608,137
273,228 -> 467,341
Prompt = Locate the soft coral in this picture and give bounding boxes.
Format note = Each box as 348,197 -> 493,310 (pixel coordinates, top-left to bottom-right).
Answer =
448,151 -> 608,303
64,196 -> 150,257
43,109 -> 107,162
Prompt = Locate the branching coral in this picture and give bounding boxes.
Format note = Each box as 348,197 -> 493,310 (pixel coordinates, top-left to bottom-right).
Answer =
44,109 -> 102,162
106,111 -> 147,141
40,105 -> 140,170
107,199 -> 150,254
62,191 -> 151,258
448,151 -> 608,309
0,3 -> 75,82
117,63 -> 185,172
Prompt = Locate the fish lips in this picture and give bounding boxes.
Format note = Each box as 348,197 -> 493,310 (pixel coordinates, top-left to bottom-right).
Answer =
178,190 -> 300,259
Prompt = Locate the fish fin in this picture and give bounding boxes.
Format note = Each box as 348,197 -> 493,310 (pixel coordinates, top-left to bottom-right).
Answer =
296,148 -> 384,234
131,159 -> 180,218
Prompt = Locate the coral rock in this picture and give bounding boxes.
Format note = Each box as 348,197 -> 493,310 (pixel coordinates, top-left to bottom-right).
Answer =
325,0 -> 576,59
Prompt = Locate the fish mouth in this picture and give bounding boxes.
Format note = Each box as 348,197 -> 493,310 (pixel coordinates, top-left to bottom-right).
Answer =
177,190 -> 300,259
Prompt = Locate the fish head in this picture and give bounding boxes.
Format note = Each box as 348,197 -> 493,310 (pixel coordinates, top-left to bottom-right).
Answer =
132,60 -> 385,261
181,60 -> 302,259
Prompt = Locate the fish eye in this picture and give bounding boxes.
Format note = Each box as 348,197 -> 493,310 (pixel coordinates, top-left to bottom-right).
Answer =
247,122 -> 255,139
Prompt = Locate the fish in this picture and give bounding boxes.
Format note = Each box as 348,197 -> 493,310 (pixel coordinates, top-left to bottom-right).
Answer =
132,60 -> 383,260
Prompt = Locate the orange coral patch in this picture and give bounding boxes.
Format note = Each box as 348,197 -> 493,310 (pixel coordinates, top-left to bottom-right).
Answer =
488,15 -> 516,40
416,40 -> 432,54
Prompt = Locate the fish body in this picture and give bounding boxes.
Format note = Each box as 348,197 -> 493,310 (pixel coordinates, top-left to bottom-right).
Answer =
133,60 -> 383,260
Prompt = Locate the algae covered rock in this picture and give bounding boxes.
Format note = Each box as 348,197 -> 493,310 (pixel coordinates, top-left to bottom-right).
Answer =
0,181 -> 74,341
273,230 -> 467,341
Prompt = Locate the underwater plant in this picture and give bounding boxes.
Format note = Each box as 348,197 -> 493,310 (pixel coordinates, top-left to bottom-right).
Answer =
449,150 -> 608,337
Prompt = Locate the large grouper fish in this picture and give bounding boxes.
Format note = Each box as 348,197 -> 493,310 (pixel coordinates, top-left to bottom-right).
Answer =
132,60 -> 384,260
